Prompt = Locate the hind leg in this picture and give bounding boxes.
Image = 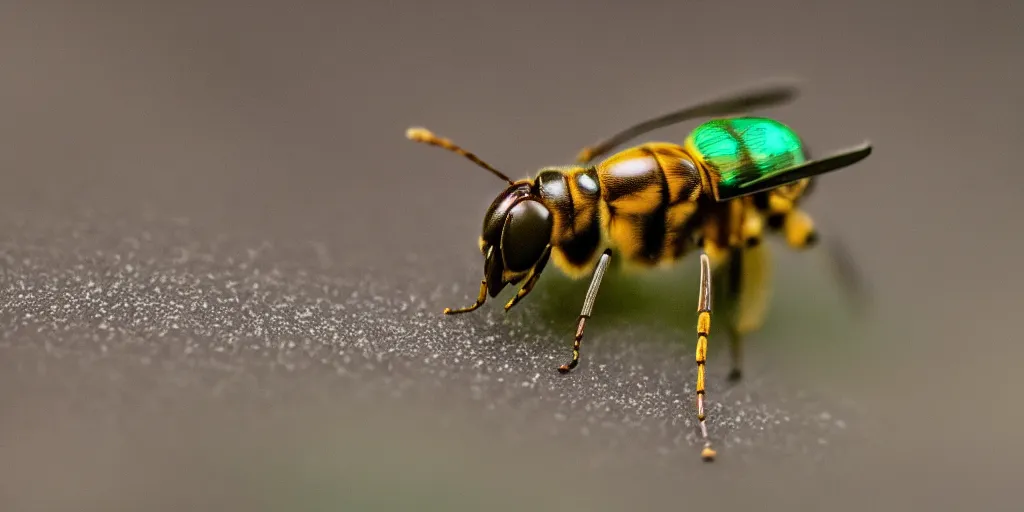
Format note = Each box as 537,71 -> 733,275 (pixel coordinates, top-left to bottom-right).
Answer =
715,241 -> 773,383
781,208 -> 819,250
704,199 -> 773,383
760,178 -> 819,249
763,184 -> 870,312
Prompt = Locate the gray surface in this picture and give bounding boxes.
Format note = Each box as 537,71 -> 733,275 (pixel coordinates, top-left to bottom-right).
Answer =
1,1 -> 1022,510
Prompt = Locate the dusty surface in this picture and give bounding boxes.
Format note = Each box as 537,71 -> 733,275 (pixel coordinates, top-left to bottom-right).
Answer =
2,1 -> 1022,510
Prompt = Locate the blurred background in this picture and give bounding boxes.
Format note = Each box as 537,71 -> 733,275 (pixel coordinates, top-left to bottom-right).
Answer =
1,0 -> 1021,510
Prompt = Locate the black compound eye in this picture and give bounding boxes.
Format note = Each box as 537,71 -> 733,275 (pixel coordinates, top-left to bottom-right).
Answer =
500,199 -> 553,273
482,184 -> 532,248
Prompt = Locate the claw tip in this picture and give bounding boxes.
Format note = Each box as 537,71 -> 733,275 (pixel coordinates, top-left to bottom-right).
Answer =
701,446 -> 717,462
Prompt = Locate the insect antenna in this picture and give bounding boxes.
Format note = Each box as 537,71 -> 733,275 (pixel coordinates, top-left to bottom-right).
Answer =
406,127 -> 515,185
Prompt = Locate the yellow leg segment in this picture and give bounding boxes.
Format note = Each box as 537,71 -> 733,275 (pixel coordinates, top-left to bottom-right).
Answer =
505,246 -> 552,312
783,209 -> 818,249
741,206 -> 764,247
727,236 -> 773,382
443,280 -> 487,315
695,253 -> 716,462
504,272 -> 541,311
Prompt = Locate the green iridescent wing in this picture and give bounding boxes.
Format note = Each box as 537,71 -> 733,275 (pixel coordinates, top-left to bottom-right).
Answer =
714,142 -> 872,201
688,118 -> 804,188
686,117 -> 871,201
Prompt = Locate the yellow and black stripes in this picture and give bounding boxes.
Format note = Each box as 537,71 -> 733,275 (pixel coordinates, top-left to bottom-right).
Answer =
752,176 -> 819,250
593,143 -> 705,268
406,82 -> 872,464
694,253 -> 716,461
697,195 -> 753,265
535,167 -> 604,277
737,130 -> 816,251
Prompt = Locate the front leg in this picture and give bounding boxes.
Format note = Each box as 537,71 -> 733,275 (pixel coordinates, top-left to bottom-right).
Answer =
443,279 -> 488,315
557,249 -> 613,373
504,246 -> 551,312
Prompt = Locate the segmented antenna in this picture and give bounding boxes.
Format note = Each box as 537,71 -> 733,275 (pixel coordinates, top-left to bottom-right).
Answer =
406,127 -> 515,185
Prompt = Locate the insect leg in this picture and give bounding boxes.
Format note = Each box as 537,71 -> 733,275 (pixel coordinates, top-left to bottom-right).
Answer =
727,328 -> 744,382
764,189 -> 869,313
781,208 -> 818,249
817,234 -> 869,313
741,206 -> 765,248
443,280 -> 488,315
722,241 -> 773,382
783,211 -> 870,313
694,253 -> 717,461
557,249 -> 612,373
504,246 -> 551,312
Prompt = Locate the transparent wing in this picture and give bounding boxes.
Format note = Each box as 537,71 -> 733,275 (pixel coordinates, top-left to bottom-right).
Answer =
577,81 -> 800,164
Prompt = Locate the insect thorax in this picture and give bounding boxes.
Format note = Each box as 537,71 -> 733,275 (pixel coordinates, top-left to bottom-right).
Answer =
533,166 -> 605,277
534,143 -> 712,274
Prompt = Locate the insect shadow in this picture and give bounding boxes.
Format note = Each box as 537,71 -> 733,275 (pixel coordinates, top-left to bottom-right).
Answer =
502,259 -> 704,353
501,251 -> 857,375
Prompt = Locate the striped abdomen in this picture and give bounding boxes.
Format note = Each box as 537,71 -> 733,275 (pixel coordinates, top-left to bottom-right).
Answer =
593,143 -> 706,267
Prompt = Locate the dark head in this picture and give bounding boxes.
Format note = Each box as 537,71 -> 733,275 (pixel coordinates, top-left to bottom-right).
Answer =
478,182 -> 553,296
406,127 -> 553,297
